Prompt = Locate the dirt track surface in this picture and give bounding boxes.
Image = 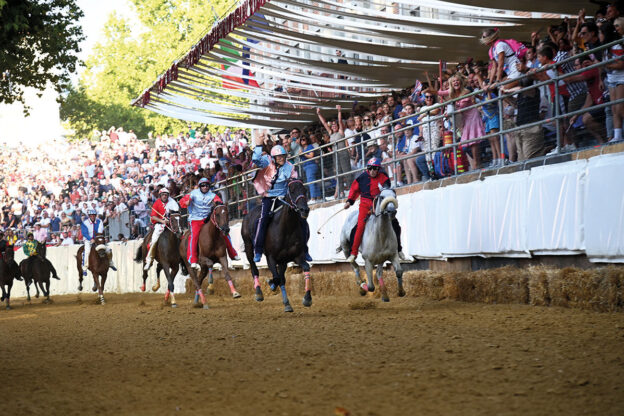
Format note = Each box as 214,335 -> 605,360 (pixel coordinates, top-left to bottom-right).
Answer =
1,292 -> 623,416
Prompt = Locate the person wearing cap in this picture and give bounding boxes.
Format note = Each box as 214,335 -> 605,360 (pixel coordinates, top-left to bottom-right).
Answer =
80,209 -> 116,275
343,157 -> 406,264
251,134 -> 312,263
179,177 -> 240,271
144,187 -> 180,271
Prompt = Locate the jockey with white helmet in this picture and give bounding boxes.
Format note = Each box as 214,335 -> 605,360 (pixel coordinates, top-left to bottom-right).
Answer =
80,209 -> 117,275
179,177 -> 240,271
251,141 -> 312,263
144,187 -> 180,271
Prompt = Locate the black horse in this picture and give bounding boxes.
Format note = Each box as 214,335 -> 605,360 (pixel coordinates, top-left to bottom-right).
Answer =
134,213 -> 184,307
241,179 -> 312,312
19,243 -> 60,303
0,247 -> 22,309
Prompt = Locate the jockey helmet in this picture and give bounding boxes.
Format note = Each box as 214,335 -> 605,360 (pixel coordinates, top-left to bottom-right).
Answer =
87,209 -> 97,216
367,158 -> 382,168
27,232 -> 34,238
198,178 -> 210,186
270,145 -> 287,157
159,188 -> 170,195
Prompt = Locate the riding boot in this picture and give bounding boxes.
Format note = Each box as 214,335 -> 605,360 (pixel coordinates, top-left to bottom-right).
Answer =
223,234 -> 240,261
253,197 -> 273,262
45,259 -> 60,280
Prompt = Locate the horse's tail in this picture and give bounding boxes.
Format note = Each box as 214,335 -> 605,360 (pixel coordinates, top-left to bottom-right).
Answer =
134,244 -> 143,263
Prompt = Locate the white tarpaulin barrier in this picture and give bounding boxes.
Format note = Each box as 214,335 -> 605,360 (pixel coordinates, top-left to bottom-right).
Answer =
584,153 -> 624,263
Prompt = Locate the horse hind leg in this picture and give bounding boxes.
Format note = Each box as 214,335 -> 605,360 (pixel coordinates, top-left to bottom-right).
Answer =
276,261 -> 293,313
351,262 -> 366,296
151,264 -> 162,292
245,243 -> 263,302
392,255 -> 406,297
161,264 -> 177,308
376,264 -> 389,303
98,274 -> 108,305
207,267 -> 214,295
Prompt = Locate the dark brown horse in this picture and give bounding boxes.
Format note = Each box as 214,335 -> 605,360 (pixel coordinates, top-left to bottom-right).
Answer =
20,243 -> 59,303
241,179 -> 312,312
0,247 -> 22,309
76,234 -> 110,305
179,204 -> 241,309
134,213 -> 183,307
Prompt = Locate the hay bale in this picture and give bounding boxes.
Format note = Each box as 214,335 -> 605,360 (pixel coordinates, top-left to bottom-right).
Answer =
528,266 -> 552,306
548,266 -> 623,312
475,266 -> 529,304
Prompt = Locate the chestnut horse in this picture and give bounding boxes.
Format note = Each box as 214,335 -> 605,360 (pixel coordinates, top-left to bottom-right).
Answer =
134,213 -> 183,307
179,204 -> 241,309
76,234 -> 111,305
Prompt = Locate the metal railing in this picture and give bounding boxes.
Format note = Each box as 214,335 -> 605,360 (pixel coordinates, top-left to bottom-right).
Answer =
212,39 -> 624,221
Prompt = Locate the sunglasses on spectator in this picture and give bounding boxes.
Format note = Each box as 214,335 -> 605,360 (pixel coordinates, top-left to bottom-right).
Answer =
425,95 -> 433,99
363,118 -> 371,121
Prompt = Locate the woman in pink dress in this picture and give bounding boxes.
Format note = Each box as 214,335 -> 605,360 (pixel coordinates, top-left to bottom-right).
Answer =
438,75 -> 484,170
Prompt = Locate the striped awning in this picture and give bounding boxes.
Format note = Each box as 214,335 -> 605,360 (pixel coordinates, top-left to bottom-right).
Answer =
133,0 -> 569,128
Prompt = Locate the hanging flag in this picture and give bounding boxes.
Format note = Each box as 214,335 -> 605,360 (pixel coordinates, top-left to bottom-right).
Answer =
220,40 -> 259,89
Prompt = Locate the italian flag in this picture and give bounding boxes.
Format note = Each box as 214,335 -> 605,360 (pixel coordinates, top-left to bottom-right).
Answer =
220,40 -> 260,89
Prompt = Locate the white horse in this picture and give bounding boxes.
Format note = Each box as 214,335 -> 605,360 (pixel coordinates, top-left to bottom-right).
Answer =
337,187 -> 405,302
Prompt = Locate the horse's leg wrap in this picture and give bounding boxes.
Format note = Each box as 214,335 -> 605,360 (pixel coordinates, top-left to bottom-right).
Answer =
253,275 -> 261,289
304,271 -> 311,292
197,289 -> 206,304
228,280 -> 237,294
164,289 -> 170,302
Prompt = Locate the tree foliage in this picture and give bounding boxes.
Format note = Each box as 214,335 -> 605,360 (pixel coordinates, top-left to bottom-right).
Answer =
61,0 -> 234,140
0,0 -> 84,108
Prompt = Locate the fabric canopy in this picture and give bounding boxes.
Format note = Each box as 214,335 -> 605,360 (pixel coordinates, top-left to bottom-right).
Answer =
133,0 -> 567,128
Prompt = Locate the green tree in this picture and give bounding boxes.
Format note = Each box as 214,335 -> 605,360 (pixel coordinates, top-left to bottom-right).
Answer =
61,0 -> 234,140
0,0 -> 84,108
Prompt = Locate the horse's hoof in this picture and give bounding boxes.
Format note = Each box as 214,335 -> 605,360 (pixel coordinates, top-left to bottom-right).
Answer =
151,285 -> 159,292
202,304 -> 210,310
232,292 -> 241,299
43,299 -> 49,304
6,305 -> 11,310
284,302 -> 294,313
381,295 -> 390,303
207,284 -> 214,295
360,283 -> 369,293
255,286 -> 264,302
398,287 -> 406,297
368,284 -> 375,293
171,303 -> 178,308
92,286 -> 97,292
78,285 -> 83,292
358,287 -> 367,296
35,294 -> 39,298
302,291 -> 312,307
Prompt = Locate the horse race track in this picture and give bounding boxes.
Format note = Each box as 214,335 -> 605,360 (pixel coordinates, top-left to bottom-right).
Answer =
1,292 -> 623,416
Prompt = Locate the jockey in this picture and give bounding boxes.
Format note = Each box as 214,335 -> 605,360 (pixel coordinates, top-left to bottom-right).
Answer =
251,140 -> 312,263
179,177 -> 240,271
144,187 -> 180,271
343,158 -> 406,264
81,209 -> 117,275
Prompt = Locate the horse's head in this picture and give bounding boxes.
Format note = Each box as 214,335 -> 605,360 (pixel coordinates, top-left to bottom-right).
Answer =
93,234 -> 107,257
169,211 -> 181,235
374,187 -> 398,218
286,179 -> 309,219
37,242 -> 47,258
211,204 -> 230,234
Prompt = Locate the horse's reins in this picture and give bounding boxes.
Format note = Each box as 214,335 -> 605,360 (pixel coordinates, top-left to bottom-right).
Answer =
210,205 -> 229,234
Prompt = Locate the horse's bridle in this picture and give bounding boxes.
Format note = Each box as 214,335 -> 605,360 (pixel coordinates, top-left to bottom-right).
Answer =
283,179 -> 307,217
210,205 -> 229,234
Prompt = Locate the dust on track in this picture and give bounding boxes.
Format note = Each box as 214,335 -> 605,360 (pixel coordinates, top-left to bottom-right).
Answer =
1,292 -> 623,416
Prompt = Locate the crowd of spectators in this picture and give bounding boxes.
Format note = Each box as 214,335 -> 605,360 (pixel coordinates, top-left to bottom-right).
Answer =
0,126 -> 253,245
1,2 -> 623,245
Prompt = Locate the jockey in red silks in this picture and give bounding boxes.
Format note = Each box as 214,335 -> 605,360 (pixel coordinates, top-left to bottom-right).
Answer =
179,177 -> 239,270
144,187 -> 180,271
343,158 -> 406,264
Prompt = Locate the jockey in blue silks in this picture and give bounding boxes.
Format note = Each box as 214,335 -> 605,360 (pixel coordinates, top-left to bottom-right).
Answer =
81,209 -> 116,275
251,143 -> 313,263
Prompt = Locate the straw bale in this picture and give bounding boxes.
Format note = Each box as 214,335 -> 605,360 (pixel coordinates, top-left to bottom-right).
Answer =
548,267 -> 624,312
472,266 -> 529,304
527,266 -> 552,306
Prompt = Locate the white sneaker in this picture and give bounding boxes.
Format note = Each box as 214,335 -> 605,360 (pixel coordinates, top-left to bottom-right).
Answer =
346,254 -> 356,264
562,144 -> 577,152
608,137 -> 623,143
191,263 -> 201,271
325,196 -> 335,201
396,181 -> 405,187
546,147 -> 560,156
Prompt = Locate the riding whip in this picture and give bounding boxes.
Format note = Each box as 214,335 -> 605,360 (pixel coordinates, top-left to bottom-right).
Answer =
316,206 -> 347,235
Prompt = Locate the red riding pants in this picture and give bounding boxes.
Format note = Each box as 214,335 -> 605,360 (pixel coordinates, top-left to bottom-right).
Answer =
187,219 -> 238,264
351,198 -> 373,256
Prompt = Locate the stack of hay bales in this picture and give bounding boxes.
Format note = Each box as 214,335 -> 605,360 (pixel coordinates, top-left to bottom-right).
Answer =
189,264 -> 624,312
